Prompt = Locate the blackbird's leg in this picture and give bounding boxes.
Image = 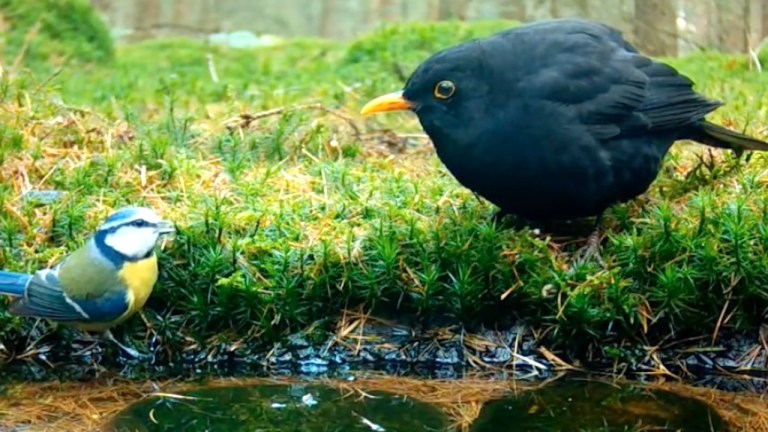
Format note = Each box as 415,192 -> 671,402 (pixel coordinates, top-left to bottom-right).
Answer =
481,197 -> 520,227
492,208 -> 510,226
492,210 -> 540,232
573,213 -> 606,266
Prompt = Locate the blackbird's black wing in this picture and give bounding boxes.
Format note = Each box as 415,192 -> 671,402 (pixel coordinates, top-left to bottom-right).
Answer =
501,19 -> 721,140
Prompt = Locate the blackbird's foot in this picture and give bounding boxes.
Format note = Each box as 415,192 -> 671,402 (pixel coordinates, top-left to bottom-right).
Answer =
572,227 -> 605,267
102,329 -> 150,360
570,212 -> 606,267
492,209 -> 511,226
492,210 -> 539,232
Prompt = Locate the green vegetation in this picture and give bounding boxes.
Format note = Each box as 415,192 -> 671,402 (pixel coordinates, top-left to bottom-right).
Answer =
1,19 -> 768,370
0,0 -> 114,67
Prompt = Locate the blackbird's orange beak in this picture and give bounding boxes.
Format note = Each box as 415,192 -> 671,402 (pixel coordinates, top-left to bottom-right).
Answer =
360,91 -> 414,115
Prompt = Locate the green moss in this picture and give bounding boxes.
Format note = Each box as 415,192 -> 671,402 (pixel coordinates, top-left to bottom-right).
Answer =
0,21 -> 767,367
0,0 -> 113,68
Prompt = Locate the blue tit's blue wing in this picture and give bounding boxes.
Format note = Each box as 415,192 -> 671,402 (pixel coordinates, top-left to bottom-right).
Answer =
0,271 -> 30,297
9,266 -> 129,324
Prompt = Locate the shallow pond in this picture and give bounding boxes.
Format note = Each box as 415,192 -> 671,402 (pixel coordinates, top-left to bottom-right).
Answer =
108,383 -> 449,432
1,374 -> 763,431
471,379 -> 726,432
107,378 -> 728,432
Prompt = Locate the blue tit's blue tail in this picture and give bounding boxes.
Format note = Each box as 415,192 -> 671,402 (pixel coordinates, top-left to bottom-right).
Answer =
0,271 -> 30,297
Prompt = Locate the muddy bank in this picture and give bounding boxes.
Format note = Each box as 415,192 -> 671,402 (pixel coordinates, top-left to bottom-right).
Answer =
2,314 -> 766,395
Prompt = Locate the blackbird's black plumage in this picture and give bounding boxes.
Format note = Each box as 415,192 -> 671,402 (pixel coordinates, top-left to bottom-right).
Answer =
361,18 -> 768,261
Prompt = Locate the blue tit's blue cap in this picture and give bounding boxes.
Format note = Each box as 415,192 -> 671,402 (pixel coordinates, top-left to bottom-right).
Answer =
99,206 -> 164,231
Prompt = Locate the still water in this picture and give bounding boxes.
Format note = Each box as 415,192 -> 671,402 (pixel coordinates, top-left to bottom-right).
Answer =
470,379 -> 726,432
105,379 -> 727,432
108,383 -> 448,432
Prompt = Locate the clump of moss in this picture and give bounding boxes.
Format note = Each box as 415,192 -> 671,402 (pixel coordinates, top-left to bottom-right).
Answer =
0,0 -> 114,68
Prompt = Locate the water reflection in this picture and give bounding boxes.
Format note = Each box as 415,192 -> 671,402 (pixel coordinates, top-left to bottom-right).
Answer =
470,379 -> 726,432
102,377 -> 732,432
107,383 -> 449,432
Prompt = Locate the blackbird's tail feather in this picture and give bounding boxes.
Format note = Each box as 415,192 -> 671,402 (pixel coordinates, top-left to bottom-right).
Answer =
0,271 -> 30,297
693,121 -> 768,152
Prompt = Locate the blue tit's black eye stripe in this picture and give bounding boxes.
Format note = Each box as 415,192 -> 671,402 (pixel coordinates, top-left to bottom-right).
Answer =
132,219 -> 149,228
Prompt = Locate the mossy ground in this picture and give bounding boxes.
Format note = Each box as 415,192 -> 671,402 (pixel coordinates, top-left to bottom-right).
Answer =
1,20 -> 768,379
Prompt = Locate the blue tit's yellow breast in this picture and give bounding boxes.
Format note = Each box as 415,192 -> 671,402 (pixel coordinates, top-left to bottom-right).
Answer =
117,254 -> 159,317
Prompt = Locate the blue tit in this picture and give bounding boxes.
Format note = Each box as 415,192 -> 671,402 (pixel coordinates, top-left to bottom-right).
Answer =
0,206 -> 175,358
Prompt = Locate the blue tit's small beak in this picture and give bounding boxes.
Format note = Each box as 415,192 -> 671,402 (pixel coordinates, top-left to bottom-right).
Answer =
155,220 -> 176,235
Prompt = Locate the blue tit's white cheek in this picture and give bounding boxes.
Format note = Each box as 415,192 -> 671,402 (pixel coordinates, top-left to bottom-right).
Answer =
104,226 -> 159,259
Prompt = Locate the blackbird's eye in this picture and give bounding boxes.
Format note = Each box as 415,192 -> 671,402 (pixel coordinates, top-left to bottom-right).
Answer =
433,80 -> 456,100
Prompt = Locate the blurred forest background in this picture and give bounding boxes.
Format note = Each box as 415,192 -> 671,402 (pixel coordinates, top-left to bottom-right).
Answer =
92,0 -> 768,57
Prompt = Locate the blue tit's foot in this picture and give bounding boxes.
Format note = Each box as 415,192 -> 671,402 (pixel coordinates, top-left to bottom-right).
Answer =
102,329 -> 150,360
70,331 -> 99,356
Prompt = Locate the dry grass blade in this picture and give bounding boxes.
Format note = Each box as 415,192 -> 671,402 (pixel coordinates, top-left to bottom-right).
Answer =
537,346 -> 581,371
647,381 -> 768,432
223,103 -> 362,140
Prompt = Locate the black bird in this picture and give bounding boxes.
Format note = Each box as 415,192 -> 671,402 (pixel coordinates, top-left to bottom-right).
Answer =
360,18 -> 768,263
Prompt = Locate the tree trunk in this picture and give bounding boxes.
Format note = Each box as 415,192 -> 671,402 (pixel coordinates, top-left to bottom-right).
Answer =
575,0 -> 589,17
498,0 -> 527,21
457,0 -> 469,20
137,0 -> 160,27
375,0 -> 399,22
634,0 -> 678,56
714,0 -> 749,53
319,0 -> 337,37
438,0 -> 464,20
90,0 -> 111,13
762,0 -> 768,39
550,0 -> 560,18
428,0 -> 439,20
496,0 -> 528,22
